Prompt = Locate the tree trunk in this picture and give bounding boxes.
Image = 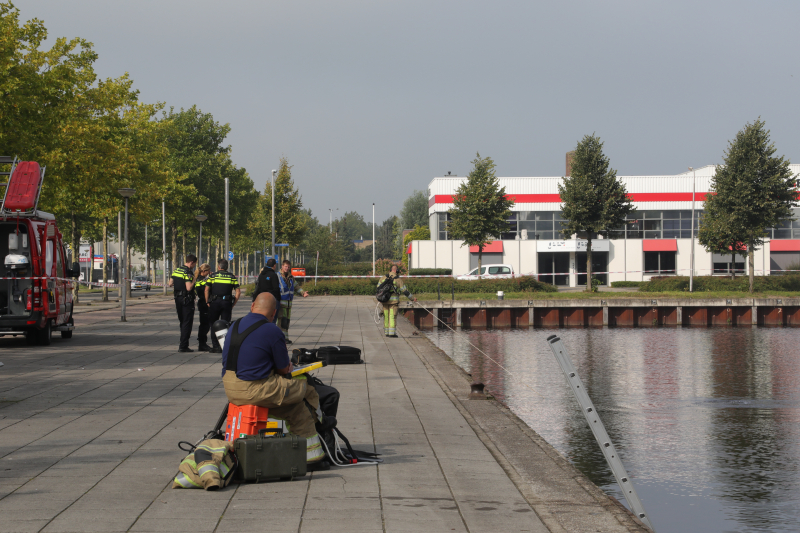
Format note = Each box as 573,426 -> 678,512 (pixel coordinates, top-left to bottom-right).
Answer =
102,217 -> 108,301
478,246 -> 483,279
118,212 -> 123,299
182,227 -> 187,264
748,242 -> 755,293
207,237 -> 211,267
171,219 -> 178,272
586,236 -> 593,292
70,212 -> 80,305
730,249 -> 736,279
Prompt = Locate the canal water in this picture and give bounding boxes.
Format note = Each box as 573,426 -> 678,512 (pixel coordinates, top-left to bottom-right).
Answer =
425,327 -> 800,533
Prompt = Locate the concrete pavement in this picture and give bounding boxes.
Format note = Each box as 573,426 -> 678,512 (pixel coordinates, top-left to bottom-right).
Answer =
0,296 -> 648,533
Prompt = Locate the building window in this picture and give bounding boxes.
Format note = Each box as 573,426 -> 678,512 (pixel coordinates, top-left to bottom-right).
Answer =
644,251 -> 676,274
768,208 -> 800,239
437,212 -> 451,240
712,253 -> 746,275
610,211 -> 702,239
517,211 -> 567,240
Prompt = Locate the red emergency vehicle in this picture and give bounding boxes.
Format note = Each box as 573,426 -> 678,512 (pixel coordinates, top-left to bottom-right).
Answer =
0,157 -> 76,345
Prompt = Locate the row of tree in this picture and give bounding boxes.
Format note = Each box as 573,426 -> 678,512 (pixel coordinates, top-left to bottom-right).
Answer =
447,119 -> 796,293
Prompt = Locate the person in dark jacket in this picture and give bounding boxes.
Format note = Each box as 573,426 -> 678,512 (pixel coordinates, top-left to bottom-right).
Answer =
252,258 -> 282,323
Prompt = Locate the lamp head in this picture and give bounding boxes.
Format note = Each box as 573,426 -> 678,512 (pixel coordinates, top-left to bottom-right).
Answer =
196,214 -> 208,223
118,188 -> 136,198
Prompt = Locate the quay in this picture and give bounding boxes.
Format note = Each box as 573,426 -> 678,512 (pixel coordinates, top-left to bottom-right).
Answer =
400,297 -> 800,328
0,296 -> 649,533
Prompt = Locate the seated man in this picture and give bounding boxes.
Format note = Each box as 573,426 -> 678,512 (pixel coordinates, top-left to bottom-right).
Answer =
221,293 -> 325,464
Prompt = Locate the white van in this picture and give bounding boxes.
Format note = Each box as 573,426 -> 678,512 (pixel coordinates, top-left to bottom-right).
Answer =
456,264 -> 515,280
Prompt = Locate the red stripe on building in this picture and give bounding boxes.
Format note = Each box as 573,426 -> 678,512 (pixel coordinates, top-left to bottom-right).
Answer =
430,192 -> 708,205
469,241 -> 503,253
770,240 -> 800,252
643,239 -> 678,252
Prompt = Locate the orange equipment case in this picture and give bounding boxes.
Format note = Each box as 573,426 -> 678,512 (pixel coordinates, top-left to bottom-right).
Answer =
291,267 -> 306,277
224,404 -> 284,441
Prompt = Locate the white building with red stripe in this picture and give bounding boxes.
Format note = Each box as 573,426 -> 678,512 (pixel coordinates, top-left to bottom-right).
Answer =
408,164 -> 800,286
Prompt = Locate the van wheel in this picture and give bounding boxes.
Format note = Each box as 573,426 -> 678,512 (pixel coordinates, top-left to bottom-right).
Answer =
61,316 -> 73,339
37,320 -> 52,346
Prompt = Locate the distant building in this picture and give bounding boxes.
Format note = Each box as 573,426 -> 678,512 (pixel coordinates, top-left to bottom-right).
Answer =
410,164 -> 800,286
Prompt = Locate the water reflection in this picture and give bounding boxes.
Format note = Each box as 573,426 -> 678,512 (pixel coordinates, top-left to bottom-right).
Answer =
426,327 -> 800,533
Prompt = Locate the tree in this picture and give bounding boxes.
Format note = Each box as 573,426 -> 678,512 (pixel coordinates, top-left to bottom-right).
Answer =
447,153 -> 514,278
697,211 -> 747,278
704,119 -> 797,292
402,224 -> 430,269
400,190 -> 428,230
558,135 -> 632,291
374,216 -> 398,260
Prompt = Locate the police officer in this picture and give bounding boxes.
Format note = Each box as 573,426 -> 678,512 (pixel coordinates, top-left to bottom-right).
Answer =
205,258 -> 241,353
168,254 -> 198,352
194,263 -> 212,351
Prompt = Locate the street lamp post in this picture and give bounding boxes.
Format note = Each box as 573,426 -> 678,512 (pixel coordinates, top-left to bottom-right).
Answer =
162,200 -> 167,296
372,203 -> 375,276
196,214 -> 207,264
689,167 -> 696,293
224,178 -> 229,264
118,188 -> 136,322
271,169 -> 276,262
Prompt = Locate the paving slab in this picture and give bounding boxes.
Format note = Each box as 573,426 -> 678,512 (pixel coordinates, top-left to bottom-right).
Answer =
0,295 -> 649,532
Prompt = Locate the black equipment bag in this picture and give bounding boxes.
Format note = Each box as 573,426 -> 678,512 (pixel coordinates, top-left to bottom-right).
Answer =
375,276 -> 394,303
317,346 -> 363,365
234,429 -> 307,483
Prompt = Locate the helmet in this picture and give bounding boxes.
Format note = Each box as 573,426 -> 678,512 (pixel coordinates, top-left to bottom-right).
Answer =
4,254 -> 29,271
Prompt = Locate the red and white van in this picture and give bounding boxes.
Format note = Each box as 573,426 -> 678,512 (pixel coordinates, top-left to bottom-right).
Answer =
0,157 -> 76,345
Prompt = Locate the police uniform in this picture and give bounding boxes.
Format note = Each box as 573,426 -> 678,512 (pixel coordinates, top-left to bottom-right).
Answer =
195,272 -> 211,350
171,265 -> 196,350
207,270 -> 240,350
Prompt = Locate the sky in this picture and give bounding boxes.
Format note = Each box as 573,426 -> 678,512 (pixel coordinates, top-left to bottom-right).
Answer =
17,0 -> 800,226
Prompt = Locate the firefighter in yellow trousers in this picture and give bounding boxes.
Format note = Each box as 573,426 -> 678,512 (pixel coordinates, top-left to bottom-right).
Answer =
378,265 -> 416,337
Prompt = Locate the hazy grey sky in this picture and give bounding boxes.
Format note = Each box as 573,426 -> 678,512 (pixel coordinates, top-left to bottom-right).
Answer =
18,0 -> 800,225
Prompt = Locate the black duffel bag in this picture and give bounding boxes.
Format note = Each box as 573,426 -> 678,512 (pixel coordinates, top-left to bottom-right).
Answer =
317,346 -> 363,365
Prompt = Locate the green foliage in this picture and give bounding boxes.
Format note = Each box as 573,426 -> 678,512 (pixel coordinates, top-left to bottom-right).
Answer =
299,262 -> 374,276
610,281 -> 643,288
559,135 -> 633,291
702,119 -> 797,292
402,224 -> 430,268
374,258 -> 405,276
304,276 -> 557,295
400,190 -> 429,230
408,268 -> 452,275
448,153 -> 515,275
373,216 -> 398,260
639,275 -> 800,292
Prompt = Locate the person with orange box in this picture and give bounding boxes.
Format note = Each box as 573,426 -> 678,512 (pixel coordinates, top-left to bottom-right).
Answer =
220,293 -> 325,464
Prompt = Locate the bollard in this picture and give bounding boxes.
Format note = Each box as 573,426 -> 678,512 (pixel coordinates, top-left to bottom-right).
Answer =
469,382 -> 486,400
497,290 -> 504,300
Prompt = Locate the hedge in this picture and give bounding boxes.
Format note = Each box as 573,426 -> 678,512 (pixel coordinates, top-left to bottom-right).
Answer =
610,281 -> 643,288
302,276 -> 558,296
408,268 -> 452,276
639,275 -> 800,293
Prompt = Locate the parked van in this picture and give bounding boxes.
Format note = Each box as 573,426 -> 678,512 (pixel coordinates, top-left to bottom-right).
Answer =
456,264 -> 515,280
0,158 -> 77,345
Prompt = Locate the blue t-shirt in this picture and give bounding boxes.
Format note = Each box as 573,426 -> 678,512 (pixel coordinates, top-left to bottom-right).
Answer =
221,312 -> 290,381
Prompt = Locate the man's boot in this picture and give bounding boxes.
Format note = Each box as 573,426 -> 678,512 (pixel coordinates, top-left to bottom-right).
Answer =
198,342 -> 212,352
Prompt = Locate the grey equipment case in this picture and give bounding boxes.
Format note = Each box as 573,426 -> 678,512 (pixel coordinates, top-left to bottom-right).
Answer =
234,428 -> 307,483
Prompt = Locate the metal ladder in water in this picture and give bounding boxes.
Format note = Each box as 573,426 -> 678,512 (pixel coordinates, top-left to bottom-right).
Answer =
546,334 -> 655,532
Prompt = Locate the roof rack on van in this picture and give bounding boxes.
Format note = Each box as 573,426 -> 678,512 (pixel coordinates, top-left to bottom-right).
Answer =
0,156 -> 46,217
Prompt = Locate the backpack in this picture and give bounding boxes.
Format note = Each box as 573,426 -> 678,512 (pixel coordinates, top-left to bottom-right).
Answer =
375,276 -> 395,303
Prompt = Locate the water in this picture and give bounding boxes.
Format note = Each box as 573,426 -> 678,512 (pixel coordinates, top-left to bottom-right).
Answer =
425,327 -> 800,533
